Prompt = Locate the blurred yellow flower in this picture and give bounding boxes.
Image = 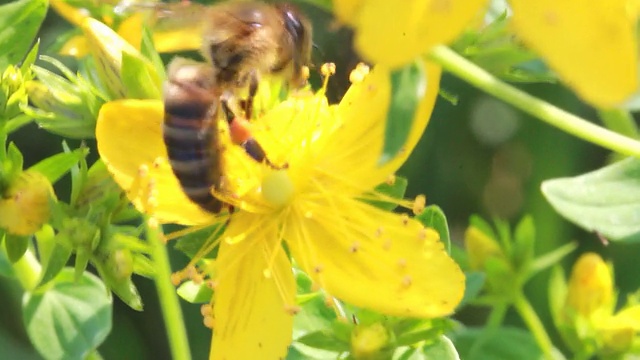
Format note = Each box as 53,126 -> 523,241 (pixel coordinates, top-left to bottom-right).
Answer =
510,0 -> 639,108
336,0 -> 639,107
96,62 -> 465,358
565,252 -> 614,319
0,171 -> 54,236
334,0 -> 489,68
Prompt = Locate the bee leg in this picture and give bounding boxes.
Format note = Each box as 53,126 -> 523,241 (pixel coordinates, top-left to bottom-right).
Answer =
243,70 -> 259,120
221,96 -> 281,169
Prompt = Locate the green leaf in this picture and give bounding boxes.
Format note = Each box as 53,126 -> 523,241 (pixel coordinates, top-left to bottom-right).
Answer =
548,266 -> 568,331
121,51 -> 161,100
452,327 -> 552,360
379,60 -> 426,165
365,176 -> 408,211
420,336 -> 460,360
529,241 -> 577,277
511,215 -> 535,271
140,27 -> 166,83
541,158 -> 640,240
5,233 -> 28,262
23,268 -> 112,360
0,0 -> 48,71
37,241 -> 73,287
177,280 -> 214,304
416,205 -> 451,253
295,329 -> 351,352
29,146 -> 89,184
20,40 -> 39,78
457,272 -> 485,308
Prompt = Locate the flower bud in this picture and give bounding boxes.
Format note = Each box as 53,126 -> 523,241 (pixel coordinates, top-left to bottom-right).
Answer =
565,252 -> 613,319
464,226 -> 503,271
0,171 -> 54,235
0,65 -> 27,119
351,323 -> 393,360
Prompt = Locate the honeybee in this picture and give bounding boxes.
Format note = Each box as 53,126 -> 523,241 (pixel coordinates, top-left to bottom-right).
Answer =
159,1 -> 313,213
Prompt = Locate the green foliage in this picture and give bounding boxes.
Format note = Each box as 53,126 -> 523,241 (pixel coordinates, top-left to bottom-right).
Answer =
0,0 -> 48,72
23,268 -> 112,360
380,60 -> 426,165
542,157 -> 640,240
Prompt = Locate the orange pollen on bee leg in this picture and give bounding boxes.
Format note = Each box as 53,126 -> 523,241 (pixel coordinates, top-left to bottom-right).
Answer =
229,116 -> 252,145
413,195 -> 426,215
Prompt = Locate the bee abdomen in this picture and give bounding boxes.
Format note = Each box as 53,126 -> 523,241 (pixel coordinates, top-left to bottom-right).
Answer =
163,61 -> 224,213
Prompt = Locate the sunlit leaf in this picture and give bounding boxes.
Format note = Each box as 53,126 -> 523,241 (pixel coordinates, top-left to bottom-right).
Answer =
0,0 -> 48,71
23,269 -> 112,360
542,158 -> 640,240
416,205 -> 450,252
29,147 -> 89,184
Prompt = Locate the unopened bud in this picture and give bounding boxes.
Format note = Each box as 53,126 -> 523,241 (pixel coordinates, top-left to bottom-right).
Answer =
464,226 -> 503,271
566,252 -> 613,318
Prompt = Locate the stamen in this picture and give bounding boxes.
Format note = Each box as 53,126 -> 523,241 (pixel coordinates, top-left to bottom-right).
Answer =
385,174 -> 396,185
200,304 -> 212,317
348,63 -> 370,84
171,272 -> 183,286
203,316 -> 214,329
413,195 -> 426,215
320,62 -> 336,91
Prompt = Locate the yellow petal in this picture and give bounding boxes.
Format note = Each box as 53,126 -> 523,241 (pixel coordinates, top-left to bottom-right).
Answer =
117,13 -> 144,50
51,0 -> 87,27
285,197 -> 465,318
96,100 -> 215,225
58,35 -> 90,58
333,61 -> 441,191
510,0 -> 638,107
353,0 -> 488,67
333,0 -> 365,25
211,215 -> 295,359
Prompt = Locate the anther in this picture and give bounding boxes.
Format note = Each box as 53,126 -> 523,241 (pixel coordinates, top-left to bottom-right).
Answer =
285,305 -> 301,315
386,174 -> 396,185
349,63 -> 370,83
152,157 -> 163,168
413,195 -> 426,215
203,316 -> 214,329
171,272 -> 183,286
201,304 -> 212,317
321,62 -> 336,77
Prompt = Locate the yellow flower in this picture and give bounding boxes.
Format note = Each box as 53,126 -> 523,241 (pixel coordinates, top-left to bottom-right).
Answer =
96,62 -> 465,358
509,0 -> 639,108
565,252 -> 614,320
336,0 -> 639,107
333,0 -> 489,68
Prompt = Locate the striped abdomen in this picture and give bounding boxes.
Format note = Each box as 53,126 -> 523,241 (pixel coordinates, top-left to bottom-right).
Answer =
163,59 -> 224,213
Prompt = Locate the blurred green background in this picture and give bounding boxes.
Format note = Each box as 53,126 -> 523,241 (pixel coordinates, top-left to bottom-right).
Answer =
2,1 -> 640,358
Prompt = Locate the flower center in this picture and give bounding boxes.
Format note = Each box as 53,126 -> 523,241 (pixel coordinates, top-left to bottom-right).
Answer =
261,169 -> 295,208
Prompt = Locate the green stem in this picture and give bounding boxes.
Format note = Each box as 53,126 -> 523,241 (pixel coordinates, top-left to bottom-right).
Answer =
513,294 -> 554,360
146,216 -> 191,360
429,45 -> 640,157
597,109 -> 640,139
486,303 -> 507,328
